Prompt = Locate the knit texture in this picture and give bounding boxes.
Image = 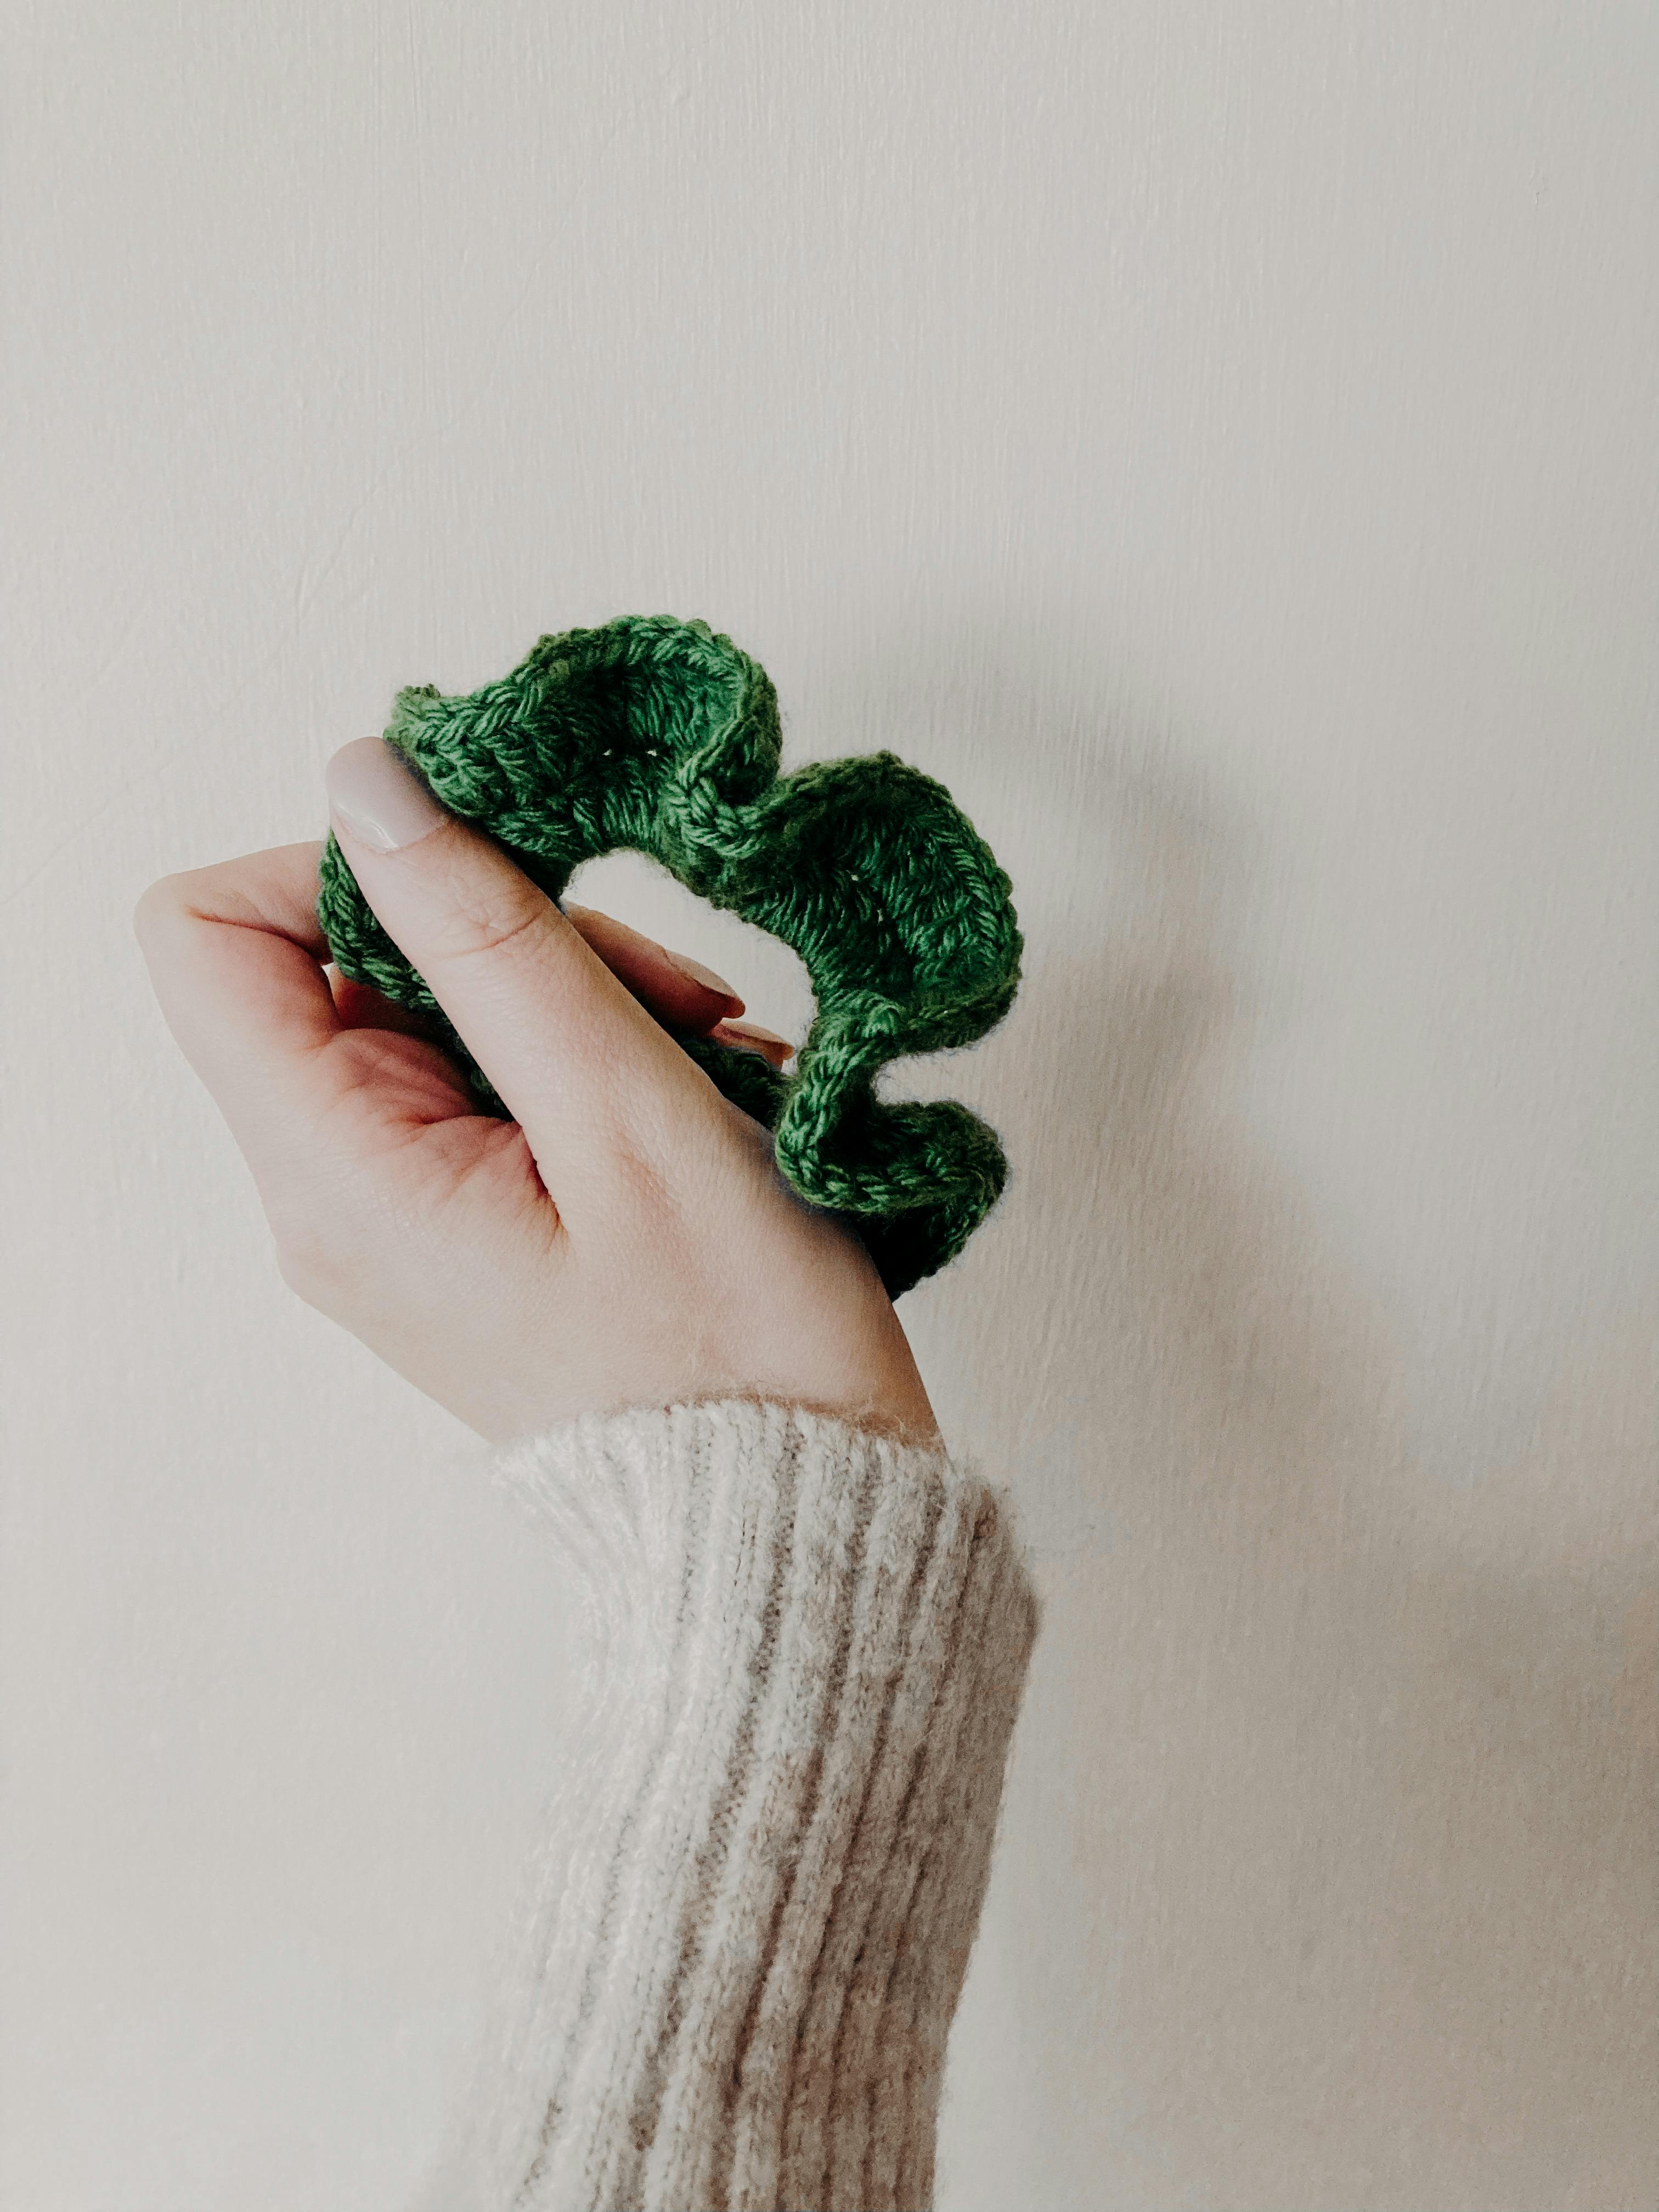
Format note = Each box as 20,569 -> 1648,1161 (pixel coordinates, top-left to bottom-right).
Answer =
416,1399 -> 1039,2212
315,617 -> 1023,1297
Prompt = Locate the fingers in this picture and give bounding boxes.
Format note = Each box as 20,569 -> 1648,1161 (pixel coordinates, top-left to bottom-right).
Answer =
133,840 -> 346,1160
708,1017 -> 793,1069
134,747 -> 794,1215
562,904 -> 745,1035
330,912 -> 746,1045
323,737 -> 715,1185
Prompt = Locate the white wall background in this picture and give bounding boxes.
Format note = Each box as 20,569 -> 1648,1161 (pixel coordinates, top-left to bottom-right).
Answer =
4,5 -> 1656,2207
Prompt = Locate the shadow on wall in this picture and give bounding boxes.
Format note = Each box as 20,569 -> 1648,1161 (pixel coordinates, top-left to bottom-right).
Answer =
869,611 -> 1657,2211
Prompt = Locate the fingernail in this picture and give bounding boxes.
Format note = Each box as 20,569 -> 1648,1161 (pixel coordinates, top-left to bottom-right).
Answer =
326,737 -> 449,853
664,948 -> 743,1007
721,1018 -> 792,1051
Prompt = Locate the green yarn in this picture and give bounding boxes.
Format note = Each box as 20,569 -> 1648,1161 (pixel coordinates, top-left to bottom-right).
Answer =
316,615 -> 1022,1298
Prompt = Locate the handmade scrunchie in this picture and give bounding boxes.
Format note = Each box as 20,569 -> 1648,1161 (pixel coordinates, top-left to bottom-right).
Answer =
316,615 -> 1022,1297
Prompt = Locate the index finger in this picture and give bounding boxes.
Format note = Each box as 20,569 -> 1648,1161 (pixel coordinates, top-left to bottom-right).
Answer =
133,840 -> 350,1163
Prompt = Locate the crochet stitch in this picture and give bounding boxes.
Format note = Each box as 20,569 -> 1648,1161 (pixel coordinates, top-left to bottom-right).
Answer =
317,616 -> 1022,1296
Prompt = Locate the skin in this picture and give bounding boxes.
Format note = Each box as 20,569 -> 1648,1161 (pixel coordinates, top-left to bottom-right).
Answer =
132,777 -> 938,1447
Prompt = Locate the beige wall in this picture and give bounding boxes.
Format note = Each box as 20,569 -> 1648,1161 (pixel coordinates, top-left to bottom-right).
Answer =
4,5 -> 1655,2205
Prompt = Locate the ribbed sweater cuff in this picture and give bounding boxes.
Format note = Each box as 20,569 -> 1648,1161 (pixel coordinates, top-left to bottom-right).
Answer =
421,1398 -> 1037,2212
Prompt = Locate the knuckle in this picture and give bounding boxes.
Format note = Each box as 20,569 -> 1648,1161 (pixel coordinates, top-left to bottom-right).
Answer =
430,864 -> 557,972
274,1238 -> 324,1306
602,1141 -> 673,1225
133,862 -> 246,953
276,1227 -> 361,1319
595,1107 -> 688,1234
269,1187 -> 371,1314
131,871 -> 190,950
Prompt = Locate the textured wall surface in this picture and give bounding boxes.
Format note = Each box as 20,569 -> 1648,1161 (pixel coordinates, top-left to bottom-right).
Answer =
4,6 -> 1656,2207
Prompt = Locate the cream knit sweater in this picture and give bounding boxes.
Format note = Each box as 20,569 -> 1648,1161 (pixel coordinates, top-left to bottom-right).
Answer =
415,1398 -> 1038,2212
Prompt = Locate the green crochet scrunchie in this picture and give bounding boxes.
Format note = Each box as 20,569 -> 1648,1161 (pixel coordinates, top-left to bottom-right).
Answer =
317,615 -> 1022,1298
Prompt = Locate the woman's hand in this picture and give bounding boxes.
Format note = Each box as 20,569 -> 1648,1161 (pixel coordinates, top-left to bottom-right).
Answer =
133,737 -> 936,1446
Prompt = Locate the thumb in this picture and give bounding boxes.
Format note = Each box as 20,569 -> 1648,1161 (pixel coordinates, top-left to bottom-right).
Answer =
324,736 -> 695,1190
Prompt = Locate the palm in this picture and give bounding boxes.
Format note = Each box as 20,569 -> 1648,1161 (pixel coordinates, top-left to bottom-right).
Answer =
328,1014 -> 548,1218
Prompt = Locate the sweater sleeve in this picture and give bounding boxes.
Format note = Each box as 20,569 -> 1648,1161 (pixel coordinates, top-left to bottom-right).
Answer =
415,1397 -> 1039,2212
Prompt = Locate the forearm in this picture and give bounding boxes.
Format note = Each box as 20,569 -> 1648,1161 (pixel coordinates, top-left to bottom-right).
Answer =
422,1398 -> 1038,2212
